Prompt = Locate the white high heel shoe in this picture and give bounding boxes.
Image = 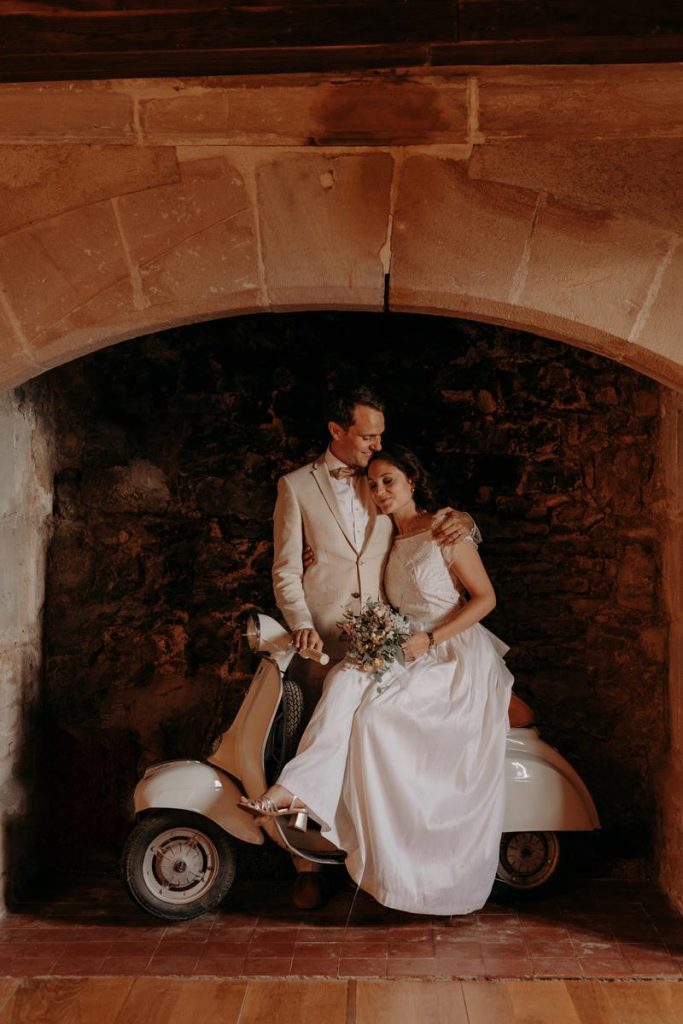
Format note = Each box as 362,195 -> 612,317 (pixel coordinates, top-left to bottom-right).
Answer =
239,795 -> 309,832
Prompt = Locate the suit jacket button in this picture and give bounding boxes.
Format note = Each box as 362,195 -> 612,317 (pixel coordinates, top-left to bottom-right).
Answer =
351,592 -> 360,599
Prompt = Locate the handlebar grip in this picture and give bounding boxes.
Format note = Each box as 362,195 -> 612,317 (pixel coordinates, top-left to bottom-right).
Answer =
299,647 -> 330,666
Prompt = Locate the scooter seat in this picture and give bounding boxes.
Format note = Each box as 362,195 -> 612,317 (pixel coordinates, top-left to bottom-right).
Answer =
509,692 -> 535,728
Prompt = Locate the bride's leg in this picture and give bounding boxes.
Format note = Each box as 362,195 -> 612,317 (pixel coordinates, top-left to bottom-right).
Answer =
241,662 -> 369,823
275,660 -> 371,831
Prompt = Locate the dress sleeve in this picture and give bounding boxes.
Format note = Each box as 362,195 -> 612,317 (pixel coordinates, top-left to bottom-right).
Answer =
439,534 -> 478,569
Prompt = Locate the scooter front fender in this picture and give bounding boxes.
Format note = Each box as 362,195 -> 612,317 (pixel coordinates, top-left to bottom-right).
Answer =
503,728 -> 600,832
134,759 -> 264,846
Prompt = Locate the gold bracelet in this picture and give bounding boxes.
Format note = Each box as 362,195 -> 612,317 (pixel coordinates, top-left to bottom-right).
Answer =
426,630 -> 436,650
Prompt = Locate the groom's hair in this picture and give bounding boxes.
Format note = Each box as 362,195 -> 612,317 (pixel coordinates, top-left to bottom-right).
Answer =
326,386 -> 385,430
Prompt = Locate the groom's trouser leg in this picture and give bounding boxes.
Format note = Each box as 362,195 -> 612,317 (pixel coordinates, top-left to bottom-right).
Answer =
291,653 -> 338,723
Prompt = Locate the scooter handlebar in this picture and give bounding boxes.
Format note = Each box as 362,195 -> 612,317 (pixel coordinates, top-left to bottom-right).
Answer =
298,647 -> 330,666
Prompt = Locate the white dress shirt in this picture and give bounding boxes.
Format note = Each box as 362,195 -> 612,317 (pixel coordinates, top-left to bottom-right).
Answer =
324,447 -> 369,551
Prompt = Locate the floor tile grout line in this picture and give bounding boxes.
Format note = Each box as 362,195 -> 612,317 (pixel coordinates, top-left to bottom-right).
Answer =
233,977 -> 250,1024
345,978 -> 357,1024
108,975 -> 140,1024
0,979 -> 21,1015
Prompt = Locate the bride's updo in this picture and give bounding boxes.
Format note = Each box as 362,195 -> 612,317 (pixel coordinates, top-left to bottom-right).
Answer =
368,446 -> 436,511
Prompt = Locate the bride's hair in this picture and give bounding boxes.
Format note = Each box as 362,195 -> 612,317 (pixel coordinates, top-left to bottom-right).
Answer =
368,446 -> 436,511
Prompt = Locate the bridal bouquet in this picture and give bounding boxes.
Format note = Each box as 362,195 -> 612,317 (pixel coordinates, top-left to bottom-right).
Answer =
338,598 -> 411,690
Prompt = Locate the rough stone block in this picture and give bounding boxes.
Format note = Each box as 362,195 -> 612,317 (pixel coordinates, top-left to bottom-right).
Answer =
81,460 -> 170,515
140,88 -> 232,143
637,242 -> 683,365
0,145 -> 180,237
0,201 -> 129,348
518,195 -> 673,341
0,306 -> 32,394
0,83 -> 135,143
391,155 -> 537,313
616,544 -> 658,612
0,518 -> 49,647
477,66 -> 683,140
27,279 -> 139,369
114,154 -> 261,309
593,448 -> 647,516
256,152 -> 393,308
0,393 -> 52,516
140,79 -> 469,146
469,139 -> 683,238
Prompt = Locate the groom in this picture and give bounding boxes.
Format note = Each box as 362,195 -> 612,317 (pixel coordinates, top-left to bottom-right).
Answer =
272,385 -> 477,907
273,386 -> 477,678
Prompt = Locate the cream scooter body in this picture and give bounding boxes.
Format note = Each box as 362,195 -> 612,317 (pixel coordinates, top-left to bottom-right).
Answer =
126,614 -> 599,920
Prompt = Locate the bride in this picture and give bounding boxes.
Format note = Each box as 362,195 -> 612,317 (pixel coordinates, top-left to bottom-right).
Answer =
242,446 -> 514,915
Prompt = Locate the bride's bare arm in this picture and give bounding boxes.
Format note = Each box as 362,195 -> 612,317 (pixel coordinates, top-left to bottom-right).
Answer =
402,542 -> 496,661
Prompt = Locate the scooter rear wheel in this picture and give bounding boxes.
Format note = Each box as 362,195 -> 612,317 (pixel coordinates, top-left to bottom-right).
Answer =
493,830 -> 563,900
122,810 -> 237,921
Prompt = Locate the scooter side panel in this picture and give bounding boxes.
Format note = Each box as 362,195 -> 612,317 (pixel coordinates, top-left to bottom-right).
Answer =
134,760 -> 265,846
503,728 -> 600,831
208,658 -> 281,798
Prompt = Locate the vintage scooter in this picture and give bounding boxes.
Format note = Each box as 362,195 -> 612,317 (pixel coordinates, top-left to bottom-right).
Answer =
122,613 -> 600,921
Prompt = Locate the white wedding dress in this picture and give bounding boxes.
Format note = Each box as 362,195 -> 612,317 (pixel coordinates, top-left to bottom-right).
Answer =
278,531 -> 514,915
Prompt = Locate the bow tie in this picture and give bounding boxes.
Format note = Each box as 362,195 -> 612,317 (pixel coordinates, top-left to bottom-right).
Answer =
329,465 -> 360,480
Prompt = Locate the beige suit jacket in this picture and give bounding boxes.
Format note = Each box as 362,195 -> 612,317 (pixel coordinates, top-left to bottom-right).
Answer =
272,455 -> 394,660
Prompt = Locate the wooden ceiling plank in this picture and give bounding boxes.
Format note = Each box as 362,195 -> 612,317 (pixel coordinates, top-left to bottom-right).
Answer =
458,0 -> 683,42
432,34 -> 683,65
0,41 -> 430,82
0,2 -> 458,53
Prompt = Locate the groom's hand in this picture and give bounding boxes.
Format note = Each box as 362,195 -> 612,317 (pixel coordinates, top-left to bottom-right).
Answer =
433,508 -> 481,546
291,627 -> 323,653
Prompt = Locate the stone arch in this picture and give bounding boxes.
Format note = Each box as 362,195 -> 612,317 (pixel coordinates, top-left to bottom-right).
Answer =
1,68 -> 683,394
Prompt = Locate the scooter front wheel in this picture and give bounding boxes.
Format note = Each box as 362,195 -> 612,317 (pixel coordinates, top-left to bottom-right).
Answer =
122,810 -> 237,921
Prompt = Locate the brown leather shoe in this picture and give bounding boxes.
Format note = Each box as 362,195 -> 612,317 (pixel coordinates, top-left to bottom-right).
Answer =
292,872 -> 327,910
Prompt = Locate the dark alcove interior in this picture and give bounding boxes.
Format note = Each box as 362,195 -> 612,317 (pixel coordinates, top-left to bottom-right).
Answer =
38,311 -> 666,878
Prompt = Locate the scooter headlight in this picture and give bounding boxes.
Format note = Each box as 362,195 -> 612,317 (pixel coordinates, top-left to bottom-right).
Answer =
244,613 -> 261,652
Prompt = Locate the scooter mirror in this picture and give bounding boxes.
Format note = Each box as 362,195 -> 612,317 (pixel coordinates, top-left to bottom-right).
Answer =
244,614 -> 260,652
242,613 -> 291,654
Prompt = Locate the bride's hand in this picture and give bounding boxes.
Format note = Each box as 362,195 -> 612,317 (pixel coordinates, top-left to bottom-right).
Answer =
402,632 -> 430,662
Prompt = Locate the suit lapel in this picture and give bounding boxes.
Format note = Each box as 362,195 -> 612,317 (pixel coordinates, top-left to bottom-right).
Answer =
310,456 -> 358,552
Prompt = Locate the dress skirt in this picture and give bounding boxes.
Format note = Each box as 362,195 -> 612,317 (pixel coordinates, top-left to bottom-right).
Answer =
278,622 -> 513,916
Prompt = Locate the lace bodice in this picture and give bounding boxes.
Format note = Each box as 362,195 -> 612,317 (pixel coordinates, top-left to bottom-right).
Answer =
384,530 -> 472,630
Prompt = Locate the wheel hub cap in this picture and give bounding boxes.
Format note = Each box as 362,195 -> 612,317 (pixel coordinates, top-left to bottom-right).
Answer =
141,827 -> 220,905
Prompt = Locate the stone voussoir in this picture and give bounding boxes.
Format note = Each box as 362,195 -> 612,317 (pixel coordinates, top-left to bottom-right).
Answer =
256,150 -> 394,309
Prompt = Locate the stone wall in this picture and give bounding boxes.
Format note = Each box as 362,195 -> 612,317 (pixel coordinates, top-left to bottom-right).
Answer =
42,311 -> 667,877
0,389 -> 52,912
658,389 -> 683,909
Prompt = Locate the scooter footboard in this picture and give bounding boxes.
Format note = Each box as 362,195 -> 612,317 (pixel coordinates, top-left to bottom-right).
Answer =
503,729 -> 600,832
134,759 -> 264,846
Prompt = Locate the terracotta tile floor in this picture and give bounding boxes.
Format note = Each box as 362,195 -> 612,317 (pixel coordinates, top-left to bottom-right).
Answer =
2,871 -> 682,981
